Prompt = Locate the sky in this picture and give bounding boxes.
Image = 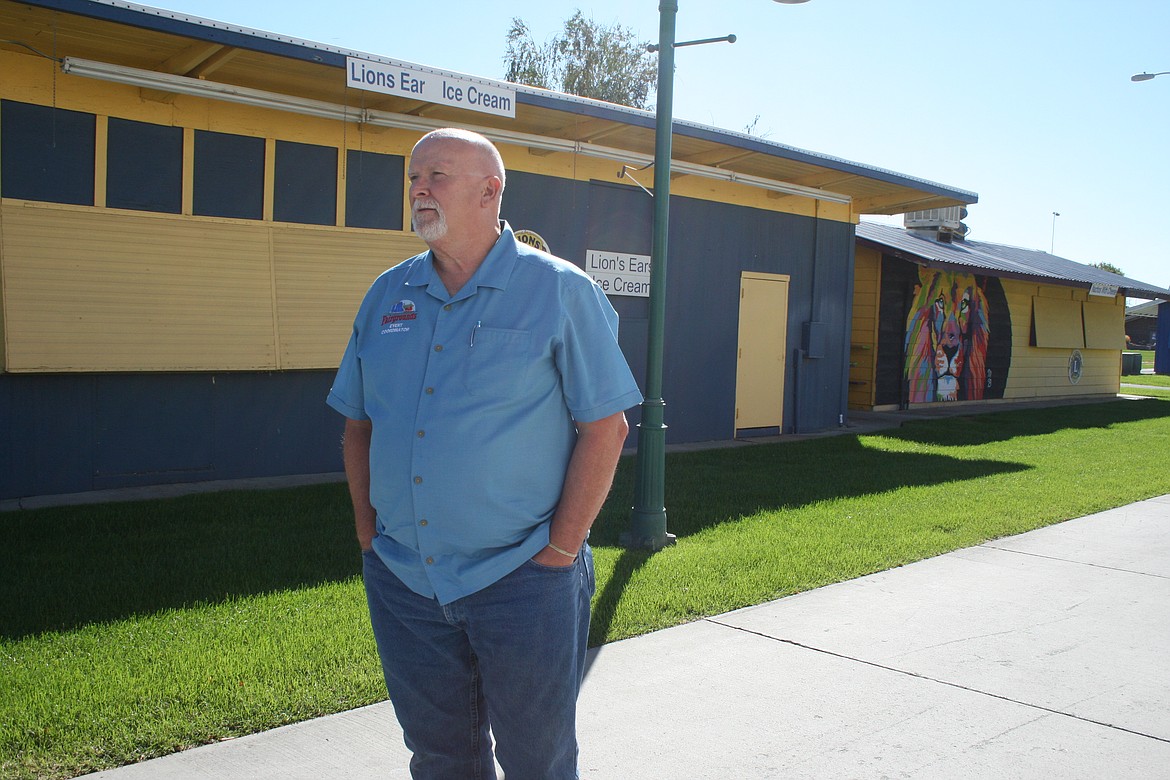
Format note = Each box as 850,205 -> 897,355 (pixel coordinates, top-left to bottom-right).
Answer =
147,0 -> 1169,295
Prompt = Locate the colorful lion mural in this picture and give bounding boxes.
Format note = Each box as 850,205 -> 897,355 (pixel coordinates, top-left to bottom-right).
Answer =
904,268 -> 991,402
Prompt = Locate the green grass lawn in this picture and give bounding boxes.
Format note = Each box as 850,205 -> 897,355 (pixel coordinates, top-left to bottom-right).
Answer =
4,399 -> 1170,779
1122,373 -> 1170,388
1124,386 -> 1170,399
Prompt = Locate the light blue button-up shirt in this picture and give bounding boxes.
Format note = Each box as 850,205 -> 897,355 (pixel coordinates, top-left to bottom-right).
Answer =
328,223 -> 642,604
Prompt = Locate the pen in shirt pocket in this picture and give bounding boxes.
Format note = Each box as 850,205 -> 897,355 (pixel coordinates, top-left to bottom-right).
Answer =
469,320 -> 481,347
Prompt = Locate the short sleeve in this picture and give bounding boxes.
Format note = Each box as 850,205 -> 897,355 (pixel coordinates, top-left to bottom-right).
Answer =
557,281 -> 643,422
326,325 -> 370,420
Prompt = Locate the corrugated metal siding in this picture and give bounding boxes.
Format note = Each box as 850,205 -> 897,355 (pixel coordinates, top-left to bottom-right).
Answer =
2,203 -> 276,371
849,246 -> 880,409
273,227 -> 425,369
802,216 -> 855,430
0,201 -> 7,370
503,172 -> 854,441
0,370 -> 344,499
0,202 -> 427,372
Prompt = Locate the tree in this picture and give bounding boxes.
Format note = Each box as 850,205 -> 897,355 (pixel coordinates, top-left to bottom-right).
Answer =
1090,261 -> 1125,276
504,11 -> 658,110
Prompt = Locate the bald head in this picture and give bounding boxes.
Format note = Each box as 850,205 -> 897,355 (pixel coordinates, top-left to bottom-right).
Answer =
413,129 -> 506,190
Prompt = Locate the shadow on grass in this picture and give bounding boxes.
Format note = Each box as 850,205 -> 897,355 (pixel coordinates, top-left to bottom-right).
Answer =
0,483 -> 358,640
7,400 -> 1167,642
592,439 -> 1019,549
580,399 -> 1170,651
586,547 -> 650,653
591,398 -> 1170,546
885,398 -> 1170,448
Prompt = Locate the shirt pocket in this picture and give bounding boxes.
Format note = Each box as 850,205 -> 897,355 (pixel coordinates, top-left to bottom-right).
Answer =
462,327 -> 531,398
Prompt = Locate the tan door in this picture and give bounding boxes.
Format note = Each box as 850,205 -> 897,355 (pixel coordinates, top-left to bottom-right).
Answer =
735,272 -> 790,433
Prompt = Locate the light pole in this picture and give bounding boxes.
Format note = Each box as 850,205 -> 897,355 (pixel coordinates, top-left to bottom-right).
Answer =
1131,71 -> 1170,82
623,0 -> 810,550
1050,211 -> 1060,254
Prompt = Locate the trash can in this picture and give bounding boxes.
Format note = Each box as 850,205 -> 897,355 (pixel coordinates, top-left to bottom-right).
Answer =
1121,352 -> 1143,376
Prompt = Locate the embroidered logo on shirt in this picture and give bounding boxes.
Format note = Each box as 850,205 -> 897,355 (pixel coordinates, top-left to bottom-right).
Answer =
380,300 -> 417,334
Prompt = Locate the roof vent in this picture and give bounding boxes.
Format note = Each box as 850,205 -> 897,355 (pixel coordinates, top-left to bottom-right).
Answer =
905,206 -> 969,241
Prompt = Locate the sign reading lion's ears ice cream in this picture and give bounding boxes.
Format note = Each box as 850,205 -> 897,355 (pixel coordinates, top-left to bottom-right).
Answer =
585,250 -> 652,298
514,233 -> 652,298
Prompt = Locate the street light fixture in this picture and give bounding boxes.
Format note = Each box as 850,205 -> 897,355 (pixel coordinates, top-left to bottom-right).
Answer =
623,0 -> 811,550
1131,71 -> 1170,82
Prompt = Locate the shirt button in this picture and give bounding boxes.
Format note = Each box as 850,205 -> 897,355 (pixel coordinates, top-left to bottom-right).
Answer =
425,557 -> 434,565
419,519 -> 428,527
413,476 -> 423,484
425,387 -> 435,395
434,344 -> 443,352
417,430 -> 425,438
443,304 -> 452,311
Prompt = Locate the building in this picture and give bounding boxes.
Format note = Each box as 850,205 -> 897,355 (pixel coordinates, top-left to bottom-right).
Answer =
850,216 -> 1170,410
0,0 -> 979,500
1125,300 -> 1160,349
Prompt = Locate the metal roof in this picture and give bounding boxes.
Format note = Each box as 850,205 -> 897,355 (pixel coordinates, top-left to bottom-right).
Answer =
8,0 -> 978,215
856,221 -> 1170,301
1125,300 -> 1162,318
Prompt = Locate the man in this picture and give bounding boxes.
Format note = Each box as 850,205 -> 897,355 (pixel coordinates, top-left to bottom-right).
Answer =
327,128 -> 642,779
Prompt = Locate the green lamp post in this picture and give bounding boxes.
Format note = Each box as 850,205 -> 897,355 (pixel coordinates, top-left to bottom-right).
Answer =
623,0 -> 810,550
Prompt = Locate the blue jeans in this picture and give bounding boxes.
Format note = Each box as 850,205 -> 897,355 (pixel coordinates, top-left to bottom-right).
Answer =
362,546 -> 595,780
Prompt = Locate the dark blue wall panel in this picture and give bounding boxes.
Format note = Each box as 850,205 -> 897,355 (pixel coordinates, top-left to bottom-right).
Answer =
0,372 -> 344,500
0,100 -> 95,206
502,171 -> 855,443
107,117 -> 183,213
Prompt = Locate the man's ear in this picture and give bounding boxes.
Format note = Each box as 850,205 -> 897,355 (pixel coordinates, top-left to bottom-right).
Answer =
481,175 -> 504,206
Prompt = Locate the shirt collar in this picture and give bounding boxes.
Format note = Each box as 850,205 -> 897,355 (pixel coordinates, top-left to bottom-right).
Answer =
405,221 -> 517,302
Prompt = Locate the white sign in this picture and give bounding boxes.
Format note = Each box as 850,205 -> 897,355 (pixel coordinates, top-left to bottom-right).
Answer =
585,250 -> 652,298
1089,282 -> 1119,297
346,57 -> 516,118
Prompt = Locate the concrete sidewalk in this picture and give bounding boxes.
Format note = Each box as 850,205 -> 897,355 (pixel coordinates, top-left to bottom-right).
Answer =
80,494 -> 1170,779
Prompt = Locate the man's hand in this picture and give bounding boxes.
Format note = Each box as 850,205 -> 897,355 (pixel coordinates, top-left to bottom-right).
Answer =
537,411 -> 629,568
343,418 -> 377,551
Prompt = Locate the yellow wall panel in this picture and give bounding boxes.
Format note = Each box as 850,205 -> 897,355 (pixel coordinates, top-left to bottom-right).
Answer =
992,278 -> 1119,400
273,227 -> 426,369
1083,300 -> 1125,350
0,202 -> 437,372
1,203 -> 276,371
1035,284 -> 1074,300
1033,296 -> 1085,349
848,245 -> 880,409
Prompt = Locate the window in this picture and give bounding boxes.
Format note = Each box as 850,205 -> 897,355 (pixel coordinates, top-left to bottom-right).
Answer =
0,100 -> 95,206
107,118 -> 183,214
193,129 -> 264,220
345,149 -> 404,230
274,140 -> 337,226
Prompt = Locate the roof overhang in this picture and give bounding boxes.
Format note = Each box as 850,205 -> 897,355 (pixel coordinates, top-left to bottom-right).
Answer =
4,0 -> 978,216
857,222 -> 1170,301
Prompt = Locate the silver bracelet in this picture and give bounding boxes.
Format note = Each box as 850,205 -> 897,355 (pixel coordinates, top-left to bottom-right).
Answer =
547,541 -> 578,559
